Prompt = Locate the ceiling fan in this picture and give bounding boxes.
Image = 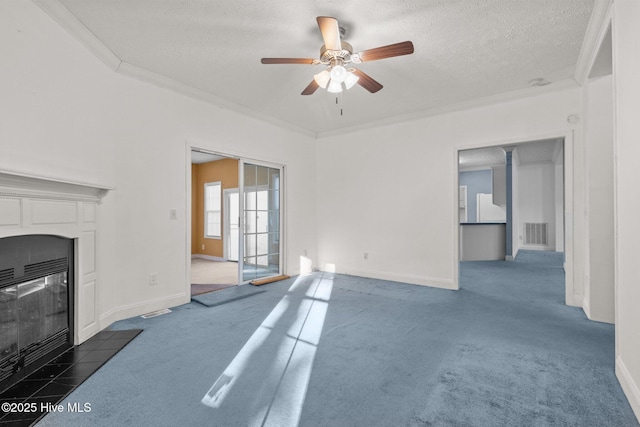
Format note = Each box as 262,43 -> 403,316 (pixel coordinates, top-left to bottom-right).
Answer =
261,16 -> 414,95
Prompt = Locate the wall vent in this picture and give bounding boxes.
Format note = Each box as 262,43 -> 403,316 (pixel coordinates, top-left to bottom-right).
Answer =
524,223 -> 548,245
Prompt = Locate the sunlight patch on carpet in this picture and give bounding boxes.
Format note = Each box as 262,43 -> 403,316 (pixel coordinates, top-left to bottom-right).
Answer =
202,273 -> 334,427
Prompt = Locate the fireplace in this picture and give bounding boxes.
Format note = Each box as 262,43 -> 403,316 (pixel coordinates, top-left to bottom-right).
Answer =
0,169 -> 111,390
0,235 -> 74,387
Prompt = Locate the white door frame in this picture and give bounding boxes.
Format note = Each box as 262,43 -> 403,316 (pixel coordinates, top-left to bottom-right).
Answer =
223,188 -> 239,262
454,131 -> 574,305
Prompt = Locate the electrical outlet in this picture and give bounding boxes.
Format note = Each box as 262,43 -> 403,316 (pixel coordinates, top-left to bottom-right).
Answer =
201,244 -> 205,250
304,249 -> 308,257
364,252 -> 369,260
170,209 -> 177,220
149,274 -> 158,286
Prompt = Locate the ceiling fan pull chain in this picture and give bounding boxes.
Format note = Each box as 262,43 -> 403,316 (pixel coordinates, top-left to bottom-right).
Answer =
337,92 -> 345,116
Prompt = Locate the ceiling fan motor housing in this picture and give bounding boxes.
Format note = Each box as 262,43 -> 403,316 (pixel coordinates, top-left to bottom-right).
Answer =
320,41 -> 353,64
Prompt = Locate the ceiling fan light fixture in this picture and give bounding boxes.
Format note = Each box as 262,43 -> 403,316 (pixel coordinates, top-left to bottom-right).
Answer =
314,70 -> 331,88
330,64 -> 348,83
344,71 -> 359,89
327,79 -> 343,93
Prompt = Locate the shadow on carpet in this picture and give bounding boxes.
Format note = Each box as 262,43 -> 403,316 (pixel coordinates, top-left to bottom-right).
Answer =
191,284 -> 265,307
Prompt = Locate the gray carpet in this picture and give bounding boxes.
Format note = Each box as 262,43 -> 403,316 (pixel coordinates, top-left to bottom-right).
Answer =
191,284 -> 265,306
37,251 -> 639,426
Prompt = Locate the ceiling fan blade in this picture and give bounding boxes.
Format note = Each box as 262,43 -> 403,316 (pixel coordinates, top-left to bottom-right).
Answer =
261,58 -> 317,65
356,41 -> 414,62
301,80 -> 320,95
316,16 -> 342,51
352,69 -> 383,93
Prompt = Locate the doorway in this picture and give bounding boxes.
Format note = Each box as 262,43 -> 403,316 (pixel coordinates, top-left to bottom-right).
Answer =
457,137 -> 569,301
189,149 -> 284,295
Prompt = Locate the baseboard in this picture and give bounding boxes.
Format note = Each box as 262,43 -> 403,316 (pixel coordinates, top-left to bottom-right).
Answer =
519,245 -> 555,251
565,293 -> 583,308
616,356 -> 640,423
98,292 -> 190,334
507,247 -> 519,261
324,266 -> 456,290
191,254 -> 226,262
582,295 -> 592,319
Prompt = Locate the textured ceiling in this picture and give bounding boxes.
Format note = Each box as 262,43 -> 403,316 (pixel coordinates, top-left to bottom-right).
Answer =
49,0 -> 595,136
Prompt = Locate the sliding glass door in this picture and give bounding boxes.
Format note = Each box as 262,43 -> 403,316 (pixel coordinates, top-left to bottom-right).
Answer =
239,162 -> 282,283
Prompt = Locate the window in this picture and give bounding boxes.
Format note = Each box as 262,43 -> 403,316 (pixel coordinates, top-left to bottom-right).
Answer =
205,182 -> 221,238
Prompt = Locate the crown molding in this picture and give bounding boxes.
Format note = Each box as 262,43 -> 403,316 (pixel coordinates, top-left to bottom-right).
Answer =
32,0 -> 122,71
32,1 -> 315,139
574,0 -> 613,86
31,0 -> 590,141
116,62 -> 316,138
316,79 -> 579,139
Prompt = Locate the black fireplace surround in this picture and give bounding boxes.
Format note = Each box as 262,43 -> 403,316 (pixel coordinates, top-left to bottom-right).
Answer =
0,235 -> 74,389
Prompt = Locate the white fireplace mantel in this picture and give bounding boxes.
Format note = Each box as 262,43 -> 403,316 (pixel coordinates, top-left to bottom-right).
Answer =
0,168 -> 114,344
0,168 -> 113,203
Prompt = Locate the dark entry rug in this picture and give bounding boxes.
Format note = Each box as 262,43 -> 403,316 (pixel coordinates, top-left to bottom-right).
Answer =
191,284 -> 265,307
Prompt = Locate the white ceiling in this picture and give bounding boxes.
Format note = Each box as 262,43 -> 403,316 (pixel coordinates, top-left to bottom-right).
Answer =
45,0 -> 595,137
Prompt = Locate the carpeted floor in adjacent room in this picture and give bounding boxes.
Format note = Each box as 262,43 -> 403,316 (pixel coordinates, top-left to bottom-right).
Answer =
37,251 -> 639,426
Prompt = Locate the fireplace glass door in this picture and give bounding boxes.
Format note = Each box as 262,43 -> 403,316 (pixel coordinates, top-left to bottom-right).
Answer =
1,272 -> 68,364
0,235 -> 72,386
19,272 -> 68,352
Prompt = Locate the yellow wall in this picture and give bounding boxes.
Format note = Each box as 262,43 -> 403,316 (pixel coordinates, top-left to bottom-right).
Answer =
191,158 -> 239,258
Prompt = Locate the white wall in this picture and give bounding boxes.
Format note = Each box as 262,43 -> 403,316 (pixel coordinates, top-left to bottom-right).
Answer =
583,74 -> 614,324
554,148 -> 565,252
1,1 -> 317,333
316,88 -> 583,290
517,163 -> 557,251
613,0 -> 640,420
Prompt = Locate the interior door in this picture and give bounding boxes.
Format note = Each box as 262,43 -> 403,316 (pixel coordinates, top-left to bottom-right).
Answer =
239,162 -> 282,283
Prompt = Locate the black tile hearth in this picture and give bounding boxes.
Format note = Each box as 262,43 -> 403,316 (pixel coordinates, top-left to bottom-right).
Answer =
0,329 -> 141,426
